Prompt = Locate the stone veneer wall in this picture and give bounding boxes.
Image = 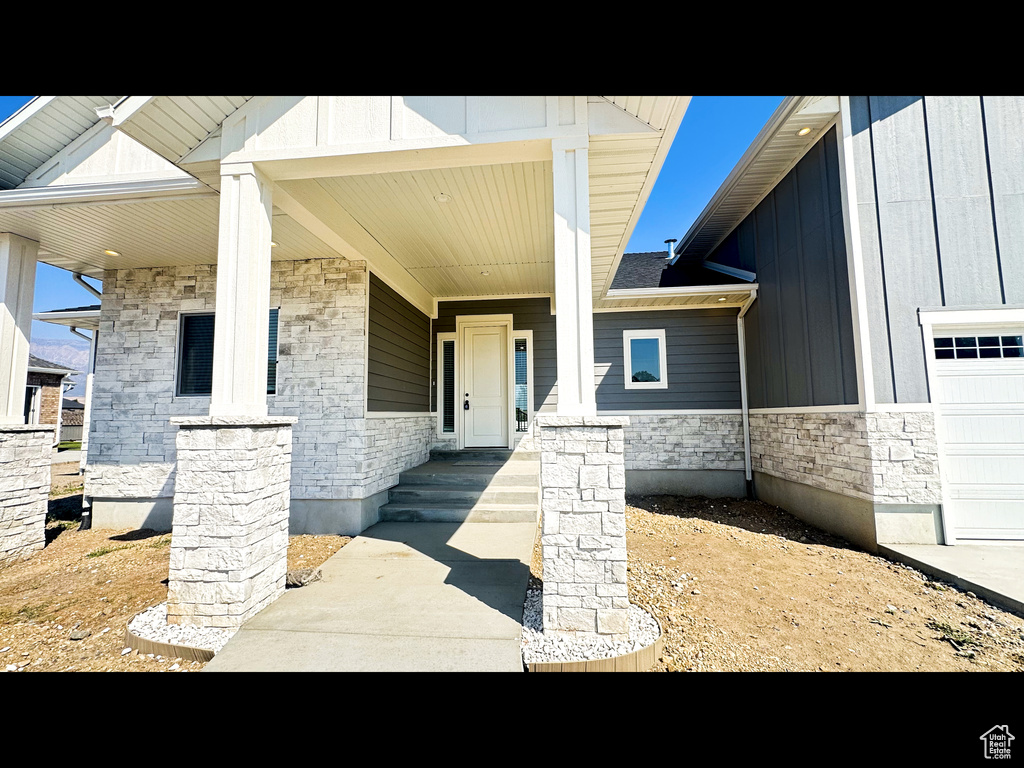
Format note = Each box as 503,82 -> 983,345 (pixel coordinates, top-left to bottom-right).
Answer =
0,426 -> 55,563
537,416 -> 629,640
621,413 -> 744,471
167,418 -> 293,627
363,415 -> 434,497
86,258 -> 373,503
749,411 -> 941,503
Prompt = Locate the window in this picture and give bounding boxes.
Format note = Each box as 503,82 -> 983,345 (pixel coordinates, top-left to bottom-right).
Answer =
177,309 -> 280,396
933,334 -> 1023,360
440,337 -> 455,433
623,329 -> 668,389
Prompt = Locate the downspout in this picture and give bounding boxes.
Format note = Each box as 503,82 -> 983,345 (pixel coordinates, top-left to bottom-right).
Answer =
73,273 -> 102,300
737,288 -> 758,499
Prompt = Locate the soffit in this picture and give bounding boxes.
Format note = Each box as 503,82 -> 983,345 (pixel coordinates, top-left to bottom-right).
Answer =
0,196 -> 343,279
0,97 -> 123,190
277,160 -> 555,298
115,97 -> 252,164
673,95 -> 840,263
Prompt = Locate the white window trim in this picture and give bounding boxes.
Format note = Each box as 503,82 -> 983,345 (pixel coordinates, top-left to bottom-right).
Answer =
512,330 -> 534,444
623,329 -> 668,390
25,385 -> 41,424
436,332 -> 456,438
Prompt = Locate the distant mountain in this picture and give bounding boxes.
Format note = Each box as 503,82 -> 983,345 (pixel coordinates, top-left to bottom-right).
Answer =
30,337 -> 90,396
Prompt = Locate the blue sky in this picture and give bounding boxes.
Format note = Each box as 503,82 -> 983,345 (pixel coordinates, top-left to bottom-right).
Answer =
1,95 -> 784,341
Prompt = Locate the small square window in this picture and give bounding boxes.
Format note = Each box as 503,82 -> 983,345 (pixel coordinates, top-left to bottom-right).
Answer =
623,330 -> 668,390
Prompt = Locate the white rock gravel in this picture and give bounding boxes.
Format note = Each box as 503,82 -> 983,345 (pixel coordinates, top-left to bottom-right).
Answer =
128,602 -> 237,654
520,587 -> 660,665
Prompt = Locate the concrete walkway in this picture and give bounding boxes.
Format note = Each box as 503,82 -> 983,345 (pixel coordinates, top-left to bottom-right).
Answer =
881,542 -> 1024,618
204,521 -> 538,672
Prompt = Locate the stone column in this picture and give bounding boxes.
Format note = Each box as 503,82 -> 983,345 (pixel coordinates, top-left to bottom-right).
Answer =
537,415 -> 629,641
166,416 -> 296,628
0,425 -> 55,562
0,234 -> 53,561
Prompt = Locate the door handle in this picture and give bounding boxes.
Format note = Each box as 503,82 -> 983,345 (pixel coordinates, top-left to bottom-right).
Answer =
464,397 -> 470,410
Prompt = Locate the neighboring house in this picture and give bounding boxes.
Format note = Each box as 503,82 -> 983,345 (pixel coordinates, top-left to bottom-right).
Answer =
25,354 -> 79,445
0,95 -> 1019,631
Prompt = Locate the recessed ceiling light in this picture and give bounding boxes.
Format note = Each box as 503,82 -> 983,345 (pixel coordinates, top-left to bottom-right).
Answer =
434,193 -> 452,203
717,297 -> 727,302
103,249 -> 120,257
797,127 -> 812,136
270,241 -> 279,247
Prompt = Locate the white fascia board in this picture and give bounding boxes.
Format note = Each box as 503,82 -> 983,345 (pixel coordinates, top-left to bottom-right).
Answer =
599,97 -> 691,298
33,310 -> 101,329
0,177 -> 212,208
671,96 -> 805,265
918,307 -> 1024,327
604,283 -> 759,301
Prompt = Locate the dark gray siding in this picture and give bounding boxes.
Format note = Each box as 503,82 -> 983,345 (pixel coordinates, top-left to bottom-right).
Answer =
713,126 -> 858,408
851,96 -> 1024,403
432,297 -> 556,412
368,273 -> 430,412
594,308 -> 741,410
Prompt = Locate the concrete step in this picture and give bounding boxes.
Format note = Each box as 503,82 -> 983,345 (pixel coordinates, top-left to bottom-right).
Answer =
399,462 -> 539,490
429,448 -> 540,463
378,502 -> 539,524
389,485 -> 539,506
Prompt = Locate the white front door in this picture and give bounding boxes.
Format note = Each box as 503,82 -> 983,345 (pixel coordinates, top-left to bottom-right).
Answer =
463,325 -> 508,448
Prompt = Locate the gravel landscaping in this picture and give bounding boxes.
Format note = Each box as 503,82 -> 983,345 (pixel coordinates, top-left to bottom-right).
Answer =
520,587 -> 660,665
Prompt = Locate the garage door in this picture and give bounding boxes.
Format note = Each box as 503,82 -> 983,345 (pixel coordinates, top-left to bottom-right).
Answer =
933,329 -> 1024,540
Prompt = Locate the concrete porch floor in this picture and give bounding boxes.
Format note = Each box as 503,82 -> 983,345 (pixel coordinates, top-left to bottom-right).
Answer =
880,542 -> 1024,618
203,521 -> 538,672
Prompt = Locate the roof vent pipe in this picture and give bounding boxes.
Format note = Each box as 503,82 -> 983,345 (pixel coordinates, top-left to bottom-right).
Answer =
73,273 -> 102,300
664,239 -> 677,260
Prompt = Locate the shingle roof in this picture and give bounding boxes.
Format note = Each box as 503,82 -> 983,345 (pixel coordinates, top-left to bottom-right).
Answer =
28,354 -> 79,374
40,304 -> 101,313
609,250 -> 752,290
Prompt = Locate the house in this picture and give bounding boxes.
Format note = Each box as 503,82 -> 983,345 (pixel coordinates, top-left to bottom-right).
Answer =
1,95 -> 1019,637
61,397 -> 85,442
25,354 -> 79,445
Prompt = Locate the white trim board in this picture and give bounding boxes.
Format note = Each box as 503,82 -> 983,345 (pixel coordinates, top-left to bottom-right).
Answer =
597,409 -> 742,415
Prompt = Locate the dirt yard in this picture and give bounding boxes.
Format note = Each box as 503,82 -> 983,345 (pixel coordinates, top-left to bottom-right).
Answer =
0,464 -> 348,672
5,463 -> 1024,672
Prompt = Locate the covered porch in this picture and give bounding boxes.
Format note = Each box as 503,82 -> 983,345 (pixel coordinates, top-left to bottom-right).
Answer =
0,95 -> 687,640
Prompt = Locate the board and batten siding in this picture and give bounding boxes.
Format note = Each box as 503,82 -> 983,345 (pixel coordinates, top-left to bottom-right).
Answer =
594,308 -> 741,410
850,96 -> 1024,403
432,297 -> 556,413
367,272 -> 430,412
708,126 -> 858,409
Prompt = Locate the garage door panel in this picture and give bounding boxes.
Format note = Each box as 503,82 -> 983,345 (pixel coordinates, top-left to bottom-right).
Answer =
934,335 -> 1024,541
941,414 -> 1024,444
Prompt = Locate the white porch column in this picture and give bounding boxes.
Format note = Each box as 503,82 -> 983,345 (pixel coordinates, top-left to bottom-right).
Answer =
209,163 -> 273,418
0,233 -> 53,562
0,233 -> 38,424
552,138 -> 597,416
166,163 -> 292,628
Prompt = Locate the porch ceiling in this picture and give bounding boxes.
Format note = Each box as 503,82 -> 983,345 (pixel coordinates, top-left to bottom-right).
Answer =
276,160 -> 555,298
0,196 -> 344,279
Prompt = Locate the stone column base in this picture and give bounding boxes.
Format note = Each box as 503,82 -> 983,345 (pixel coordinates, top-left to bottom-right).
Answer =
0,425 -> 55,563
537,415 -> 629,641
167,416 -> 296,628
